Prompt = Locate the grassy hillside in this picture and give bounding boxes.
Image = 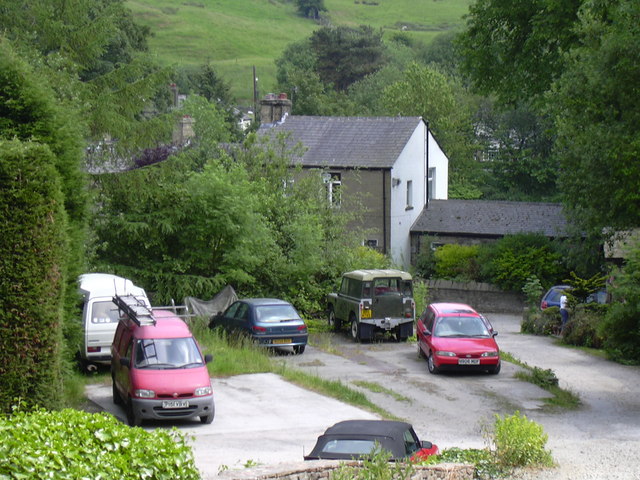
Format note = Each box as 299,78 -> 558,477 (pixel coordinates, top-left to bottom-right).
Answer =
127,0 -> 472,103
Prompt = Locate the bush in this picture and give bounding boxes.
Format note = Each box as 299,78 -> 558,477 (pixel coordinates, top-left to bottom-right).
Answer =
0,406 -> 200,479
562,304 -> 606,348
330,444 -> 414,480
521,307 -> 560,336
434,244 -> 480,280
489,411 -> 554,468
479,234 -> 563,292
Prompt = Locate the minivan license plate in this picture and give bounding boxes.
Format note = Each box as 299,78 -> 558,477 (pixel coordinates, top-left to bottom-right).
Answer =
162,400 -> 189,409
458,358 -> 480,365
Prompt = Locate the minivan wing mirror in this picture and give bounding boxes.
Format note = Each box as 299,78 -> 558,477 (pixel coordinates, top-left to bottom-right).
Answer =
204,354 -> 213,364
119,357 -> 130,368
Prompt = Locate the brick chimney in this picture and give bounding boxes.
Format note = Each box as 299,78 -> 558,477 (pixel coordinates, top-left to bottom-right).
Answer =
259,93 -> 292,124
172,115 -> 195,145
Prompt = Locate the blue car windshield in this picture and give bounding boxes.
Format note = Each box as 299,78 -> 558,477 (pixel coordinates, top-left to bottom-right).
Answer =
255,305 -> 301,323
134,337 -> 204,369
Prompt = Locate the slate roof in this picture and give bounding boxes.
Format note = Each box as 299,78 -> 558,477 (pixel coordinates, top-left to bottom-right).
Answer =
258,115 -> 424,169
411,199 -> 569,238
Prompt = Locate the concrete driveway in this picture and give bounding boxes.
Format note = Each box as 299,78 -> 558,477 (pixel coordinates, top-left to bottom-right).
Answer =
86,373 -> 377,478
87,312 -> 640,479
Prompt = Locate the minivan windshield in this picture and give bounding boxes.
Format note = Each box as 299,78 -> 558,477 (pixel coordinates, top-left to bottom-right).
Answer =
134,337 -> 204,369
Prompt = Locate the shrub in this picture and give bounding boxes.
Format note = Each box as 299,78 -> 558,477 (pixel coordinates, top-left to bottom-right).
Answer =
0,406 -> 200,479
489,411 -> 554,468
561,304 -> 606,348
434,244 -> 480,280
521,307 -> 560,336
479,234 -> 563,292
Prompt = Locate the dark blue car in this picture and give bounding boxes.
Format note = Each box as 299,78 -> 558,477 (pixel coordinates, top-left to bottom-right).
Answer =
209,298 -> 308,354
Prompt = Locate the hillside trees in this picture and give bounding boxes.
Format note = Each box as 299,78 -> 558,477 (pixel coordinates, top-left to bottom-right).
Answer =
295,0 -> 327,19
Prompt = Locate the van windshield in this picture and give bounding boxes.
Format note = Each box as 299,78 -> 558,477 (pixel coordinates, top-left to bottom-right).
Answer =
134,337 -> 204,369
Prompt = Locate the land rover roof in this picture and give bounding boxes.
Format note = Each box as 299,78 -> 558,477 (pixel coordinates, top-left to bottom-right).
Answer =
342,269 -> 412,282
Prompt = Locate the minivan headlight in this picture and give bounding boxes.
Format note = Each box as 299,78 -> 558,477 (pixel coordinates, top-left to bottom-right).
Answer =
195,386 -> 212,396
134,389 -> 155,398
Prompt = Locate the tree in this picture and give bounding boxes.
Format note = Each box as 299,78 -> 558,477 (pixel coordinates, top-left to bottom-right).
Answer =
310,26 -> 385,92
295,0 -> 327,19
457,0 -> 583,105
550,0 -> 640,236
474,100 -> 558,201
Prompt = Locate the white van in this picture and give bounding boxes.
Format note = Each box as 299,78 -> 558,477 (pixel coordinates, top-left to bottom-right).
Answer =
78,273 -> 149,372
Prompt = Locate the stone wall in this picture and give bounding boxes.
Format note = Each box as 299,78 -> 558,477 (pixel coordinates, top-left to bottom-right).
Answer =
218,461 -> 474,480
425,279 -> 525,314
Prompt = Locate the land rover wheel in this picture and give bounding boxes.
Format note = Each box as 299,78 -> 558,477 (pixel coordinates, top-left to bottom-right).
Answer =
350,317 -> 360,342
328,307 -> 340,331
126,400 -> 142,427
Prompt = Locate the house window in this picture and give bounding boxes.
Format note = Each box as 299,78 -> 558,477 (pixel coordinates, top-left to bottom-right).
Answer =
427,168 -> 436,200
406,180 -> 413,210
430,241 -> 444,251
365,239 -> 378,248
323,172 -> 341,207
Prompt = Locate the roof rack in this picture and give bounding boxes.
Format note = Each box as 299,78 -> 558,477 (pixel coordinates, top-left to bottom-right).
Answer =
152,298 -> 195,321
113,294 -> 156,326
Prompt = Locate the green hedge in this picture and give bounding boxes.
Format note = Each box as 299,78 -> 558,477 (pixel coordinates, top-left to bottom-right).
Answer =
0,141 -> 68,412
0,407 -> 200,479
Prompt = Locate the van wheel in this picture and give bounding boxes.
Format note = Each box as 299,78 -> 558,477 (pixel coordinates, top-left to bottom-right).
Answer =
112,376 -> 122,405
328,307 -> 341,331
126,401 -> 142,427
293,345 -> 306,355
200,404 -> 215,424
351,317 -> 360,342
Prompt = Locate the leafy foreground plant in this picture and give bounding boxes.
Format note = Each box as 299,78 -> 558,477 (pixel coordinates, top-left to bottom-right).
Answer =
330,446 -> 414,480
488,411 -> 554,469
0,406 -> 200,479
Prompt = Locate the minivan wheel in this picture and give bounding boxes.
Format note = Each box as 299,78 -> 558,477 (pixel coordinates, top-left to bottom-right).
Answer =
126,401 -> 142,427
351,318 -> 360,342
112,376 -> 122,405
427,352 -> 440,374
200,403 -> 215,424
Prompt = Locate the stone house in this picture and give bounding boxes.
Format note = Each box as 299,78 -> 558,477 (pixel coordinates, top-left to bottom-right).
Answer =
258,95 -> 450,269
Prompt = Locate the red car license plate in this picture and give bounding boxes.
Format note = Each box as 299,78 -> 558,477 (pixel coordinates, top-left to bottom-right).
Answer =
458,358 -> 480,365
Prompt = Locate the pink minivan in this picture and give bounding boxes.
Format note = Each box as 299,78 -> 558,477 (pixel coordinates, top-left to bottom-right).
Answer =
111,295 -> 215,426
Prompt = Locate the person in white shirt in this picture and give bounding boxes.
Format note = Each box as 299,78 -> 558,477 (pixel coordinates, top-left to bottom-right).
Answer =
560,294 -> 569,333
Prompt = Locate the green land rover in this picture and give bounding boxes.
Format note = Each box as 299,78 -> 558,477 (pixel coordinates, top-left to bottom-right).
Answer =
326,269 -> 415,342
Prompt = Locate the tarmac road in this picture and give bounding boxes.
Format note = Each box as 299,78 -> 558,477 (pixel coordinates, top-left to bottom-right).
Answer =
87,312 -> 640,479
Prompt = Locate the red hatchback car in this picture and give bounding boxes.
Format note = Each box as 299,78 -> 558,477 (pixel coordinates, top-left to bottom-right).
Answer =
417,303 -> 501,375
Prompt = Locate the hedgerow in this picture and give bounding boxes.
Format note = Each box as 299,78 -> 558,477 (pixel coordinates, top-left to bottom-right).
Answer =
0,406 -> 201,480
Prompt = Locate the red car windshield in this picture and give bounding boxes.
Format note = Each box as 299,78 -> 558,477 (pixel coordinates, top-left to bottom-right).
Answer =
434,316 -> 490,338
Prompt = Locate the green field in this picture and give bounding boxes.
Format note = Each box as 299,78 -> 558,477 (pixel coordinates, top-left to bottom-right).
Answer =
127,0 -> 472,102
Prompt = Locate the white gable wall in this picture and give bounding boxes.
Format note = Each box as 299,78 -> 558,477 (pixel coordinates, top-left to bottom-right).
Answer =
389,122 -> 449,269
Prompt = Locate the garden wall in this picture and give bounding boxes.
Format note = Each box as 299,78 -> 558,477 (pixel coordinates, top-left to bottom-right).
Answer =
425,279 -> 525,314
218,461 -> 474,480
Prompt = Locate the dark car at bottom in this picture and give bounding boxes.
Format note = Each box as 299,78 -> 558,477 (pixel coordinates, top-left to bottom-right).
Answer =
209,298 -> 308,354
304,420 -> 438,462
